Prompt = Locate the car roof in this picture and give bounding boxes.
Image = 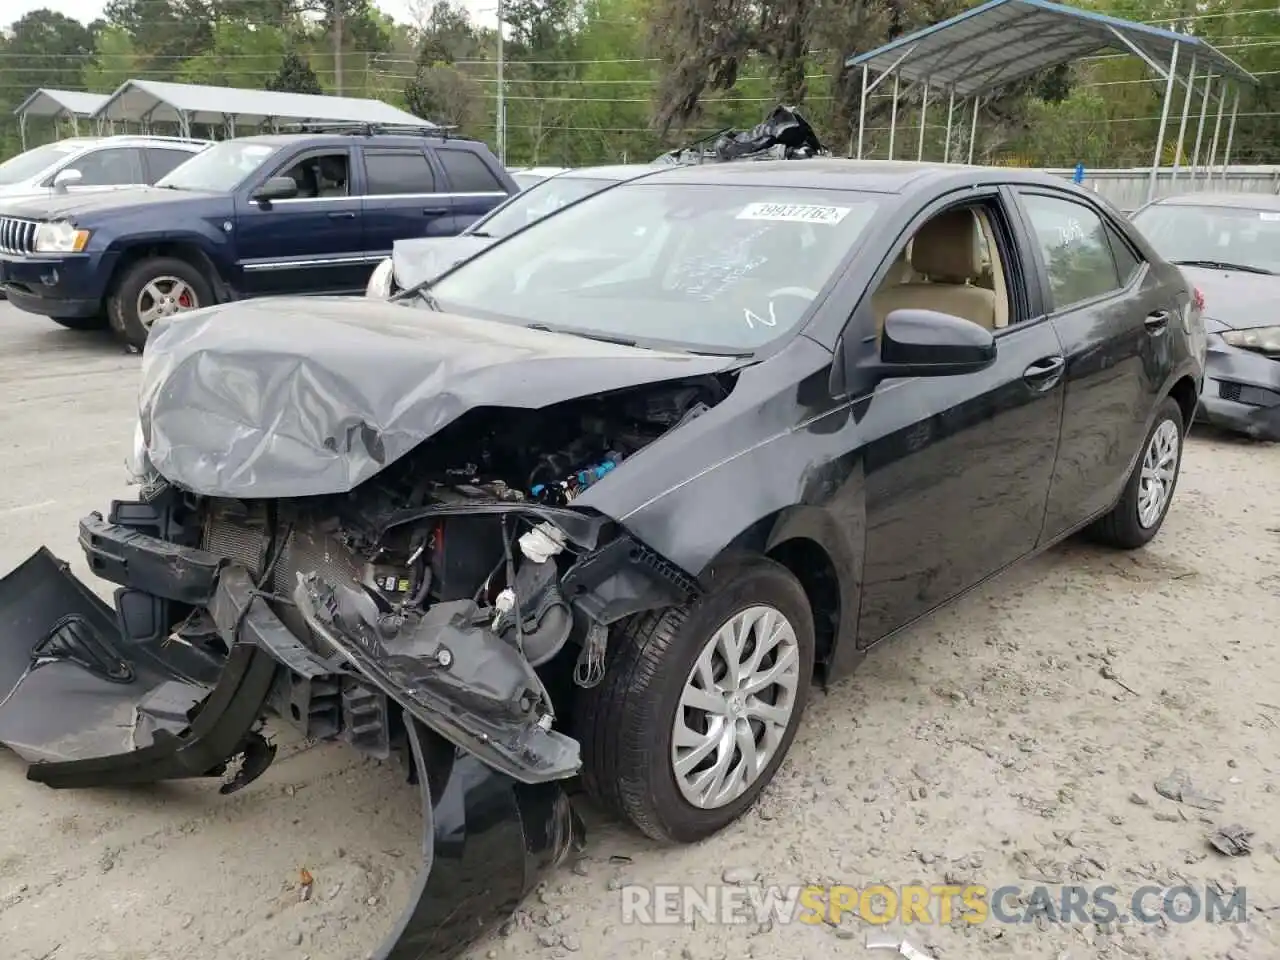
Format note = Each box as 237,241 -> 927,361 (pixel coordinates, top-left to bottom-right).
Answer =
1148,191 -> 1280,212
631,157 -> 1077,194
228,133 -> 486,150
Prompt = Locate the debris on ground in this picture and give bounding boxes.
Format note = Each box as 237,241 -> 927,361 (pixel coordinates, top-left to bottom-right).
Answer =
1153,768 -> 1225,810
1208,824 -> 1255,857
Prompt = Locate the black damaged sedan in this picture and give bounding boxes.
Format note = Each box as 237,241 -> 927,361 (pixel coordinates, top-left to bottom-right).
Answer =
0,159 -> 1205,959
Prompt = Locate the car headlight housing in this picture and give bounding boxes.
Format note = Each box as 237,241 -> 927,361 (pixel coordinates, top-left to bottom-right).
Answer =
1221,326 -> 1280,354
33,220 -> 91,253
365,258 -> 395,298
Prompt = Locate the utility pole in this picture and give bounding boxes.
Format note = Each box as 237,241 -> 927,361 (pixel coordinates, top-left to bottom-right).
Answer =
496,0 -> 506,164
334,1 -> 345,95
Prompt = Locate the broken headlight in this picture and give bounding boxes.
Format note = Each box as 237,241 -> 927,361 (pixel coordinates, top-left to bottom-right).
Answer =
1222,326 -> 1280,354
365,258 -> 395,299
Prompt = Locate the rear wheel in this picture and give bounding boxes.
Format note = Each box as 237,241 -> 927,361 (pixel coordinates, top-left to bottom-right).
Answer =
107,256 -> 212,351
1087,396 -> 1184,549
578,557 -> 815,844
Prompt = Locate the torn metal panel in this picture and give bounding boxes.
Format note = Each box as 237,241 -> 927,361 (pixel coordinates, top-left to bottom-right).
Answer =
138,298 -> 736,499
0,547 -> 276,788
375,718 -> 583,960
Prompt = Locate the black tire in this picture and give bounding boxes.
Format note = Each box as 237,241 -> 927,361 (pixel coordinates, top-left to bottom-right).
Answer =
107,256 -> 213,351
1087,396 -> 1185,549
49,314 -> 108,331
577,557 -> 815,844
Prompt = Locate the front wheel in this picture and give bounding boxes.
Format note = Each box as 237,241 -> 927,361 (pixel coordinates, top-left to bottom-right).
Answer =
1087,396 -> 1185,549
107,256 -> 213,351
578,557 -> 815,844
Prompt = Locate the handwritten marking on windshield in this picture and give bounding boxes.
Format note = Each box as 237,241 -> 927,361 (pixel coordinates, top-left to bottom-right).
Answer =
744,302 -> 778,328
738,202 -> 851,224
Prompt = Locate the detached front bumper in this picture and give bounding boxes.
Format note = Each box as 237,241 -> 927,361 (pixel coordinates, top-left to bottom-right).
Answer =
1197,336 -> 1280,441
0,513 -> 583,960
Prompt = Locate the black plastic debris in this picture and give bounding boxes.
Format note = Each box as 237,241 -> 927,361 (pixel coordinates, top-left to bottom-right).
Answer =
655,105 -> 830,166
1208,824 -> 1254,857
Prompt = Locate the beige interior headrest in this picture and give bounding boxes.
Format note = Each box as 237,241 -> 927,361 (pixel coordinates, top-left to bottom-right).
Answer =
910,208 -> 980,282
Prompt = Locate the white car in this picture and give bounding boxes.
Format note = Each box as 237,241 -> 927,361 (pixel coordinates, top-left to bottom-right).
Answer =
0,135 -> 210,203
507,166 -> 572,191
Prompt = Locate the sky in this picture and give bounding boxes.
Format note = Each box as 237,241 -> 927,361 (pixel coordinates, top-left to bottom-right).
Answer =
6,0 -> 496,30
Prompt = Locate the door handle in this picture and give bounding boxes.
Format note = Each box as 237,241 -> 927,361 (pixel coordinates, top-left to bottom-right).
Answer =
422,206 -> 448,215
1144,310 -> 1170,333
327,211 -> 356,220
1022,356 -> 1066,391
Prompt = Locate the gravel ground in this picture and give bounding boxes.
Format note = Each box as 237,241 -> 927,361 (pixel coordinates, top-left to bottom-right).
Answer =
0,303 -> 1277,960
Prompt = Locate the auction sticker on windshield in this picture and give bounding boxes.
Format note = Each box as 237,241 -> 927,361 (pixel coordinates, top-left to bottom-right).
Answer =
737,202 -> 850,224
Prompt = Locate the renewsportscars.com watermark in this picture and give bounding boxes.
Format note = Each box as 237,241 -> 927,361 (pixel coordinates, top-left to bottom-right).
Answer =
619,883 -> 1247,927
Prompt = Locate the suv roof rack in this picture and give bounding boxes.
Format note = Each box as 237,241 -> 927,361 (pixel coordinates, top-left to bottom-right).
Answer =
279,120 -> 478,142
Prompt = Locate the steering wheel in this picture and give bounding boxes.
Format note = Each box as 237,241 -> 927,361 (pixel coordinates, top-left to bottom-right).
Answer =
767,286 -> 819,300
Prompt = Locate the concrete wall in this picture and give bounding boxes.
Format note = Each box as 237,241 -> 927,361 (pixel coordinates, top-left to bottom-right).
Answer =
1042,165 -> 1280,213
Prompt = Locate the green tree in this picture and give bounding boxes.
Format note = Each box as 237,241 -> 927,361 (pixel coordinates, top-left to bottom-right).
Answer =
269,52 -> 325,94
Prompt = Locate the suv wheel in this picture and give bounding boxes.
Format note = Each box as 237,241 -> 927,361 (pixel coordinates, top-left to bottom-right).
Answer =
578,557 -> 815,844
107,256 -> 212,351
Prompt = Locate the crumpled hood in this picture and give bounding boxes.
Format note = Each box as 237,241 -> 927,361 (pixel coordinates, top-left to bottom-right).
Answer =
1179,265 -> 1280,331
139,297 -> 737,498
391,236 -> 496,289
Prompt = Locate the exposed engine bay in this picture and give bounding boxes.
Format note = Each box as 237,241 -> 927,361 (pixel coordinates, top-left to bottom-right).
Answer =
153,375 -> 725,780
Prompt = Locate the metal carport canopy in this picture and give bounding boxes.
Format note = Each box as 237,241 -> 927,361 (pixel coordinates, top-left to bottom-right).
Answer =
12,88 -> 109,120
91,79 -> 432,130
844,0 -> 1256,99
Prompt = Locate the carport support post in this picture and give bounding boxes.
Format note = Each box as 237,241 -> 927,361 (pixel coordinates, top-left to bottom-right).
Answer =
1205,76 -> 1226,186
888,73 -> 900,160
1171,52 -> 1196,184
943,88 -> 955,163
1190,71 -> 1212,183
967,95 -> 980,164
1146,40 -> 1179,205
916,82 -> 929,161
18,112 -> 26,151
856,64 -> 869,159
1219,86 -> 1240,181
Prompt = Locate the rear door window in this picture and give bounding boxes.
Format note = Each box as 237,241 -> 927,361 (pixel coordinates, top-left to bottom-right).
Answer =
363,150 -> 438,195
1019,193 -> 1124,311
437,148 -> 505,194
143,147 -> 198,183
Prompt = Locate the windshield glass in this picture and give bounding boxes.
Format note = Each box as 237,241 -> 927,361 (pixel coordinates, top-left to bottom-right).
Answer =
473,176 -> 619,238
156,140 -> 278,192
0,141 -> 83,186
1132,202 -> 1280,274
428,182 -> 880,353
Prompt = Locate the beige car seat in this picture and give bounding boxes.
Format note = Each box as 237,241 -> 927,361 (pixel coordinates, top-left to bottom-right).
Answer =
871,208 -> 998,333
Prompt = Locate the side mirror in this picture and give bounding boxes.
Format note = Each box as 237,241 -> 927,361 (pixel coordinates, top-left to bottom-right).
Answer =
252,176 -> 298,203
52,168 -> 82,193
873,308 -> 996,379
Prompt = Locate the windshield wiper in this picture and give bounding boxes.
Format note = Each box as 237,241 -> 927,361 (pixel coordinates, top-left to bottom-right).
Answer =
1171,259 -> 1275,276
526,323 -> 636,347
466,229 -> 495,238
389,277 -> 441,309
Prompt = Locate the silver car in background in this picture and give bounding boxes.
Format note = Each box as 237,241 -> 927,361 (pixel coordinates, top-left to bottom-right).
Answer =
0,136 -> 210,202
1131,193 -> 1280,442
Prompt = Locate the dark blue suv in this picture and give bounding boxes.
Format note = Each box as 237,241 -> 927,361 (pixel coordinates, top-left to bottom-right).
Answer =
0,128 -> 517,349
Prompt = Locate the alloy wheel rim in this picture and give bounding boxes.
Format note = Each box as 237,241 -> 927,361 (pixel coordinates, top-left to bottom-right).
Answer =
137,276 -> 198,328
670,605 -> 801,810
1138,419 -> 1180,529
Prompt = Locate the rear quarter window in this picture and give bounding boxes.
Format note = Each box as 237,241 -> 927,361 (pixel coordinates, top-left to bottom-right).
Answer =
437,148 -> 505,194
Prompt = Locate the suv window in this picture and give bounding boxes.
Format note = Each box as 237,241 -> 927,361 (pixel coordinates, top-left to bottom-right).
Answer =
275,151 -> 350,198
1021,193 -> 1123,311
437,148 -> 504,194
364,150 -> 436,195
60,146 -> 144,187
144,147 -> 197,182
